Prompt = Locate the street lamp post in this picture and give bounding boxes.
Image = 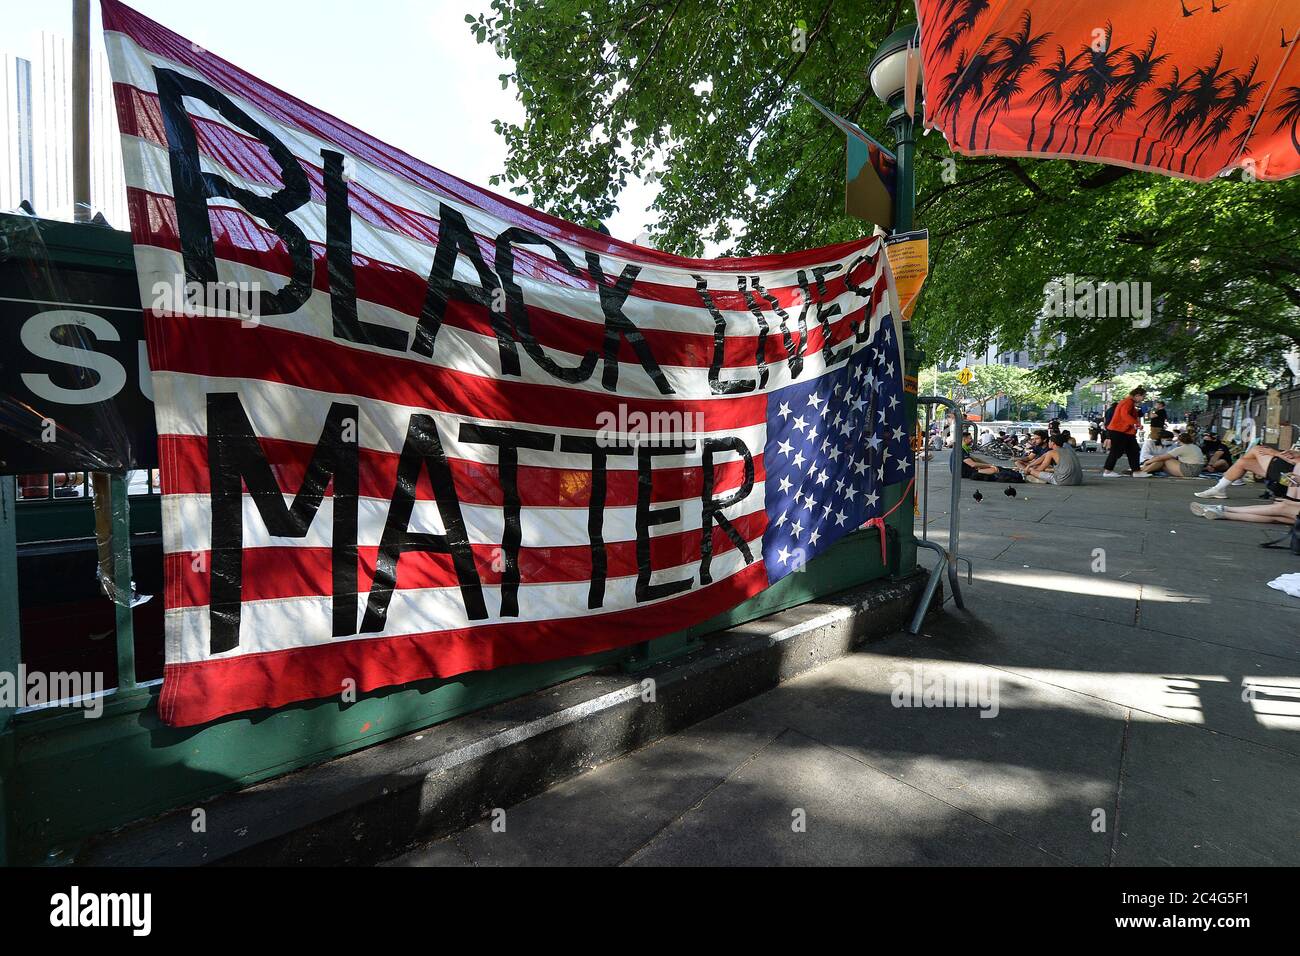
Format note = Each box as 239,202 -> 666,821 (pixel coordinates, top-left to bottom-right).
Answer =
867,23 -> 922,234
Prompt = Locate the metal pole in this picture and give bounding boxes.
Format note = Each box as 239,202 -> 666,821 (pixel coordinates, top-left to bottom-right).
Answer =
908,397 -> 969,633
72,0 -> 92,222
108,474 -> 137,690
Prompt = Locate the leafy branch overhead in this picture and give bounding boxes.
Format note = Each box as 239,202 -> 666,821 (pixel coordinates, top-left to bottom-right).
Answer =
469,0 -> 1300,388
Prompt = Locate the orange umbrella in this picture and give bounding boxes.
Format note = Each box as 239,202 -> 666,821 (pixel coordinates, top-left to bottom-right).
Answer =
916,0 -> 1300,181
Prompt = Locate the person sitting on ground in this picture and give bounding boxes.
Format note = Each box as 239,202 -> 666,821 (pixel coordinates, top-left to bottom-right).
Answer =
1135,431 -> 1205,478
1139,429 -> 1175,465
1191,461 -> 1300,523
1059,429 -> 1078,448
1021,434 -> 1083,485
1018,429 -> 1051,467
1200,432 -> 1233,474
1194,444 -> 1300,498
961,437 -> 1024,483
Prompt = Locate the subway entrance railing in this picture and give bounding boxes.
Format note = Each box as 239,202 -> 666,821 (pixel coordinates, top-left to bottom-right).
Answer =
0,213 -> 922,865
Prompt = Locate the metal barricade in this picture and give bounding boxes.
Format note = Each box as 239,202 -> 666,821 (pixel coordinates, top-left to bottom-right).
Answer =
908,397 -> 972,633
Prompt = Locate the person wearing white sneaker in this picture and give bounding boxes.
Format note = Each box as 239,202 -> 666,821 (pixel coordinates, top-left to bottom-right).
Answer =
1190,497 -> 1299,524
1195,445 -> 1300,498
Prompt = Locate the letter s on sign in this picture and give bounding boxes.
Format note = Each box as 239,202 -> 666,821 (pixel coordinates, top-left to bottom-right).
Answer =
20,310 -> 127,404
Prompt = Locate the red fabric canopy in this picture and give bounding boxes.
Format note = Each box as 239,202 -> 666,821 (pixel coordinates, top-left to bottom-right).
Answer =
916,0 -> 1300,181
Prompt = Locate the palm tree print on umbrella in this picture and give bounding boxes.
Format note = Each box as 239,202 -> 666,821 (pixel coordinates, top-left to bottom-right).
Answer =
937,0 -> 992,56
1159,48 -> 1232,173
967,11 -> 1051,150
1271,86 -> 1300,158
1024,45 -> 1079,151
923,4 -> 1299,179
1089,31 -> 1169,154
1134,66 -> 1192,165
1185,58 -> 1262,175
937,45 -> 997,143
1059,24 -> 1131,155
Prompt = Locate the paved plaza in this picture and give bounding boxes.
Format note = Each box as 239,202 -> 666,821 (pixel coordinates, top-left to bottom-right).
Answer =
390,450 -> 1300,866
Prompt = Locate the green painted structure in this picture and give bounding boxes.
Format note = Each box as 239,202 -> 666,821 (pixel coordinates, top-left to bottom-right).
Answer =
0,217 -> 919,865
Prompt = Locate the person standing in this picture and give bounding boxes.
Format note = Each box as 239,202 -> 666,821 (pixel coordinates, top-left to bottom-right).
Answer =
1148,400 -> 1168,439
1102,386 -> 1146,477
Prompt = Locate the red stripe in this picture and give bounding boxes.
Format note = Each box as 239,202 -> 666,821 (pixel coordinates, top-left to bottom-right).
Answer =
156,561 -> 769,726
104,0 -> 876,274
165,509 -> 766,607
125,187 -> 880,371
156,433 -> 765,506
146,309 -> 768,432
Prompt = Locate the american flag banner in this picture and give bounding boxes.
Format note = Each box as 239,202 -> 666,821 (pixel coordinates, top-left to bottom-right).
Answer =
100,0 -> 911,726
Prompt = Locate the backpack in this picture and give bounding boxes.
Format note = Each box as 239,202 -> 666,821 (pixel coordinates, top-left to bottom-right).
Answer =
1261,514 -> 1300,556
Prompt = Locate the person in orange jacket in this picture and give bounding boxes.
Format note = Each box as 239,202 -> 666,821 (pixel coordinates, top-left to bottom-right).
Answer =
1101,386 -> 1147,477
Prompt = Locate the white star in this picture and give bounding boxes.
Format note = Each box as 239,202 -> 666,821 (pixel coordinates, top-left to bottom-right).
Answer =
895,457 -> 911,474
777,475 -> 793,494
877,465 -> 886,481
832,412 -> 843,428
807,392 -> 824,410
853,458 -> 868,475
834,478 -> 845,494
777,438 -> 793,457
793,415 -> 808,433
877,409 -> 887,424
834,510 -> 848,527
886,361 -> 895,377
802,494 -> 817,513
778,546 -> 793,565
778,401 -> 792,419
865,491 -> 880,508
828,446 -> 842,463
815,469 -> 829,486
867,434 -> 883,451
790,519 -> 804,540
808,528 -> 821,547
807,425 -> 819,443
888,394 -> 899,410
844,486 -> 858,502
792,450 -> 806,469
892,426 -> 907,442
883,328 -> 891,344
775,511 -> 788,528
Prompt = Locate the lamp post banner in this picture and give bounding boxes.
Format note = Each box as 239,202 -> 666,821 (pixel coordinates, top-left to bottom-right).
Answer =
100,0 -> 910,726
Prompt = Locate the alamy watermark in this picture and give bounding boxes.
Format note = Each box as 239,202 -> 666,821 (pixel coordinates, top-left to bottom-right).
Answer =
890,664 -> 1000,718
151,275 -> 263,326
0,667 -> 105,718
594,404 -> 706,449
1042,274 -> 1163,328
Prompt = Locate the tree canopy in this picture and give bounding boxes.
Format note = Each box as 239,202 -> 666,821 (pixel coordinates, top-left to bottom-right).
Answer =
467,0 -> 1300,390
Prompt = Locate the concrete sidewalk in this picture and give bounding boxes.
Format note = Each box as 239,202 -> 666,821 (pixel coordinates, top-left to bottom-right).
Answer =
388,451 -> 1300,866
